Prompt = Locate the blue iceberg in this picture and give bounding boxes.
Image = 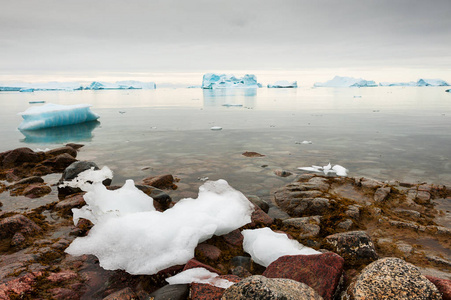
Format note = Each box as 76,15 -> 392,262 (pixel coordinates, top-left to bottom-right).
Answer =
202,73 -> 259,89
267,80 -> 298,88
314,76 -> 377,88
18,103 -> 100,131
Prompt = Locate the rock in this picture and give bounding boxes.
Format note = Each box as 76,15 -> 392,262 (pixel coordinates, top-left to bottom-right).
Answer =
416,190 -> 431,204
0,272 -> 42,299
191,274 -> 241,300
263,253 -> 344,300
103,287 -> 137,300
12,176 -> 44,186
55,193 -> 86,211
250,205 -> 274,226
242,151 -> 265,157
374,187 -> 391,202
0,214 -> 42,239
337,219 -> 353,231
183,259 -> 221,275
134,185 -> 173,211
148,284 -> 189,300
66,143 -> 84,150
427,255 -> 451,268
247,195 -> 269,213
222,229 -> 244,247
345,205 -> 361,220
142,174 -> 177,190
195,243 -> 222,261
283,216 -> 321,238
324,231 -> 378,266
344,257 -> 441,299
222,275 -> 323,300
10,232 -> 26,247
23,183 -> 52,198
394,208 -> 421,220
274,170 -> 293,177
230,256 -> 253,277
305,177 -> 330,192
43,153 -> 78,172
47,270 -> 78,283
426,276 -> 451,300
45,146 -> 77,159
395,241 -> 414,257
267,206 -> 291,220
388,220 -> 420,231
0,147 -> 43,169
49,287 -> 80,300
359,178 -> 383,189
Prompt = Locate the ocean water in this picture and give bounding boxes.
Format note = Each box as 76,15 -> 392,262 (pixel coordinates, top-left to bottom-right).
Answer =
1,87 -> 450,202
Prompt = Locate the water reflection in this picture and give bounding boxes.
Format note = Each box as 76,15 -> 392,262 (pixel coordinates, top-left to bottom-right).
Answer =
202,88 -> 257,108
19,120 -> 100,144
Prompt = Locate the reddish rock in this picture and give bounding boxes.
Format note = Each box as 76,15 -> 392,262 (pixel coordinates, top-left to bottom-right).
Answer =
242,151 -> 265,157
190,275 -> 241,300
47,270 -> 78,283
0,147 -> 43,168
103,287 -> 137,300
142,174 -> 177,189
426,276 -> 451,300
10,232 -> 26,247
45,146 -> 77,159
263,253 -> 345,300
30,164 -> 53,176
43,153 -> 78,172
0,214 -> 42,239
183,259 -> 222,275
49,287 -> 80,300
0,271 -> 42,299
55,193 -> 86,211
223,229 -> 244,247
196,243 -> 222,261
250,205 -> 274,227
23,184 -> 52,198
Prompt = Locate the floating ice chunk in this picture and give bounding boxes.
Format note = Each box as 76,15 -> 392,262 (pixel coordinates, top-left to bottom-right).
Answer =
18,103 -> 99,130
202,73 -> 258,89
298,163 -> 348,176
267,80 -> 298,88
65,176 -> 254,275
242,228 -> 320,267
210,126 -> 223,131
295,141 -> 312,144
166,268 -> 235,289
314,76 -> 377,88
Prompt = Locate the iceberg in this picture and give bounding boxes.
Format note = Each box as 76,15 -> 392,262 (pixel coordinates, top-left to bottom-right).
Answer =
18,103 -> 100,131
267,80 -> 298,88
84,81 -> 156,90
0,81 -> 84,91
416,79 -> 449,86
314,76 -> 377,88
64,169 -> 255,275
202,73 -> 259,89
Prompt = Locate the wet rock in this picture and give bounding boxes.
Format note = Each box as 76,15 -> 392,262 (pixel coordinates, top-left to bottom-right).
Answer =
142,174 -> 177,190
51,238 -> 71,250
388,219 -> 420,231
45,146 -> 77,159
324,231 -> 378,266
12,176 -> 44,186
395,241 -> 414,257
247,195 -> 269,213
231,266 -> 252,278
337,219 -> 353,231
305,177 -> 330,192
242,151 -> 265,157
344,257 -> 441,300
0,147 -> 43,169
10,232 -> 26,247
267,206 -> 291,220
263,253 -> 344,300
43,153 -> 78,172
426,276 -> 451,300
274,170 -> 293,177
250,205 -> 274,226
66,143 -> 84,150
195,243 -> 222,261
103,287 -> 137,300
374,187 -> 391,202
222,229 -> 244,247
427,255 -> 451,268
47,270 -> 78,283
191,274 -> 241,300
283,216 -> 321,238
148,284 -> 189,300
359,178 -> 383,189
222,275 -> 323,300
55,193 -> 86,212
183,259 -> 221,275
345,205 -> 361,220
0,214 -> 42,239
394,208 -> 421,220
58,161 -> 111,196
135,185 -> 173,211
416,190 -> 431,204
230,256 -> 253,277
49,287 -> 80,300
0,271 -> 42,299
23,183 -> 52,198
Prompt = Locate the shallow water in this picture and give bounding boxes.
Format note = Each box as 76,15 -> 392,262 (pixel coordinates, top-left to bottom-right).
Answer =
1,87 -> 450,204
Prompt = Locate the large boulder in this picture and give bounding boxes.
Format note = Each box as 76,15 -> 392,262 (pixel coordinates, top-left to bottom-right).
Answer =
344,257 -> 442,300
222,275 -> 323,300
263,253 -> 344,300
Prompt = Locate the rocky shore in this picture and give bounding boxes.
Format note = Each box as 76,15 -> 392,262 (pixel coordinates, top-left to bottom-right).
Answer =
0,146 -> 450,299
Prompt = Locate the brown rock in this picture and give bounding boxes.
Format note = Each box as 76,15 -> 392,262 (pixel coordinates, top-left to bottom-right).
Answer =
242,151 -> 265,157
43,153 -> 78,172
283,216 -> 321,239
103,287 -> 137,300
183,259 -> 221,275
23,183 -> 52,198
0,271 -> 42,299
55,193 -> 86,211
191,275 -> 241,300
274,170 -> 293,177
148,284 -> 189,300
0,214 -> 42,239
223,229 -> 244,247
426,276 -> 451,300
47,270 -> 78,283
196,243 -> 222,261
374,187 -> 391,202
10,232 -> 26,247
250,205 -> 274,226
45,146 -> 77,159
142,174 -> 177,189
263,253 -> 345,300
49,287 -> 80,300
0,147 -> 43,168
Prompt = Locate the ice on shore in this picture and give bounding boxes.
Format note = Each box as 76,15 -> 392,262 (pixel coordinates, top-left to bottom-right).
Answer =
242,228 -> 320,267
298,163 -> 348,176
314,76 -> 377,88
202,73 -> 258,89
64,169 -> 254,275
18,103 -> 100,131
166,267 -> 235,289
267,80 -> 298,88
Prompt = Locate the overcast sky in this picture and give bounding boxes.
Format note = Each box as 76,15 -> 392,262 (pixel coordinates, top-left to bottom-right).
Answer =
1,0 -> 450,83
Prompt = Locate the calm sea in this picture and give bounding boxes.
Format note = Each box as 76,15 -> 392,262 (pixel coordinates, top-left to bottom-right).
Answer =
1,87 -> 450,202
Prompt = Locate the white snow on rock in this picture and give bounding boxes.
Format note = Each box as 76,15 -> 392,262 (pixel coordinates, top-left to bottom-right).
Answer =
242,227 -> 320,267
267,80 -> 298,88
298,163 -> 348,176
18,103 -> 99,130
166,267 -> 235,289
202,73 -> 258,89
314,76 -> 377,88
64,169 -> 255,275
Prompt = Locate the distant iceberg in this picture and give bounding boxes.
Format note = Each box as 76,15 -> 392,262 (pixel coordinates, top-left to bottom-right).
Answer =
379,81 -> 417,87
416,79 -> 449,86
267,80 -> 298,88
0,80 -> 156,91
85,81 -> 156,90
314,76 -> 377,88
202,73 -> 259,89
18,103 -> 100,130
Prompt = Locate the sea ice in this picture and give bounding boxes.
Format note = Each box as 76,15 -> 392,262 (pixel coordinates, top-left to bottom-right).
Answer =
298,163 -> 348,176
267,80 -> 298,88
64,170 -> 254,275
242,228 -> 320,267
166,267 -> 235,289
18,103 -> 100,130
202,73 -> 258,89
314,76 -> 377,88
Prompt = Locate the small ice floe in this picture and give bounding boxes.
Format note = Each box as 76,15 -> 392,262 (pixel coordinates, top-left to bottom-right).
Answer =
222,104 -> 243,107
35,148 -> 50,152
298,163 -> 348,176
210,126 -> 222,131
166,267 -> 235,289
295,141 -> 312,144
198,177 -> 209,181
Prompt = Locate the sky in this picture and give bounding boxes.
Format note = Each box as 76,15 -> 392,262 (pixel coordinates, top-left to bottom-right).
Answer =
1,0 -> 450,85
